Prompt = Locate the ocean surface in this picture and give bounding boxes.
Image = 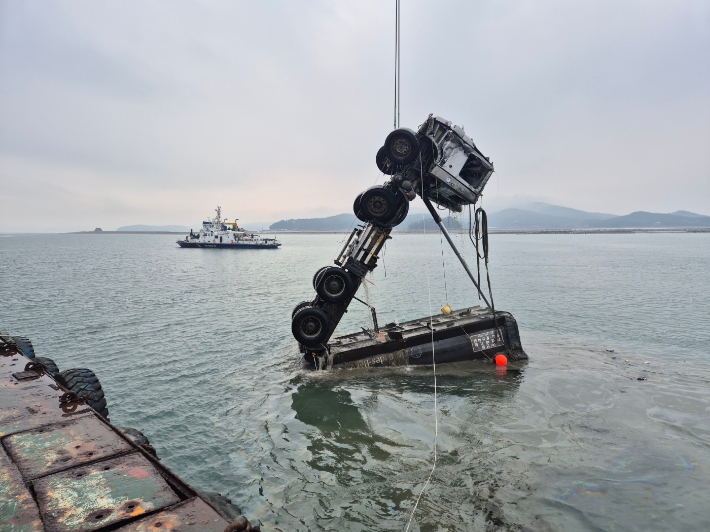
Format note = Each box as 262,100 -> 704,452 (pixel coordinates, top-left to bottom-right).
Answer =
1,232 -> 709,531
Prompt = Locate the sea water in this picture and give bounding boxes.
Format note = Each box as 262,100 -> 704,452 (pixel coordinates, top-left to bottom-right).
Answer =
1,232 -> 709,531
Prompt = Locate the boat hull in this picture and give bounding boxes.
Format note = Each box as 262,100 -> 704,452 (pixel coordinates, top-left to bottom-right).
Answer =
177,241 -> 281,249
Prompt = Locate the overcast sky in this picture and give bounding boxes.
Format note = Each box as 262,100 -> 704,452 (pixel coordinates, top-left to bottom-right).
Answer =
1,0 -> 708,231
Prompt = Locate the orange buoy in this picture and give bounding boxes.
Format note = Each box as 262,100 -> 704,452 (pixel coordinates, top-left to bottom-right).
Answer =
495,354 -> 508,366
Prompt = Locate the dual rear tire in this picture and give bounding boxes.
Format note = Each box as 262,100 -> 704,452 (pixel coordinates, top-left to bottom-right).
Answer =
379,128 -> 420,168
354,186 -> 409,227
291,306 -> 330,348
292,266 -> 353,347
316,267 -> 352,303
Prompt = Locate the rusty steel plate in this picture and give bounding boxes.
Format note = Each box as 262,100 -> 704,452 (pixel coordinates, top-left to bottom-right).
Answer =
0,357 -> 70,437
4,415 -> 133,480
33,451 -> 181,532
0,447 -> 43,532
115,498 -> 230,532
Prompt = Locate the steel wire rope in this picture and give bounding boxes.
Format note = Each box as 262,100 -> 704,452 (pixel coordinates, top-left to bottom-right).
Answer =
405,153 -> 439,532
394,0 -> 400,130
439,228 -> 449,304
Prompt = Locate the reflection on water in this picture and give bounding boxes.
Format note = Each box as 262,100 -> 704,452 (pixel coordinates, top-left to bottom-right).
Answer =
292,377 -> 403,484
290,366 -> 525,486
2,233 -> 710,531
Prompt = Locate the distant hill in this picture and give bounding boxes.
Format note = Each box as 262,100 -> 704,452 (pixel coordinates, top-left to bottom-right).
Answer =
487,208 -> 585,229
270,213 -> 357,231
266,203 -> 710,232
515,202 -> 617,221
592,211 -> 710,228
672,210 -> 706,219
116,224 -> 191,232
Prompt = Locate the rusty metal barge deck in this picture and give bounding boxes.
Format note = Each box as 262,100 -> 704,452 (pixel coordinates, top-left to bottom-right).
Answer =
326,305 -> 527,368
0,335 -> 258,532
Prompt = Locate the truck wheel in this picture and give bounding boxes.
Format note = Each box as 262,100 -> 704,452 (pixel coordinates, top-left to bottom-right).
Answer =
56,368 -> 109,420
292,306 -> 330,347
375,188 -> 409,228
385,128 -> 419,165
358,186 -> 397,224
353,192 -> 366,222
376,146 -> 395,174
34,357 -> 59,377
316,267 -> 352,303
292,300 -> 312,318
312,266 -> 330,290
387,194 -> 410,227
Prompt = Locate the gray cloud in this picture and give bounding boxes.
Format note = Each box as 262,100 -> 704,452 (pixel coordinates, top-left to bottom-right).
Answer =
1,0 -> 708,231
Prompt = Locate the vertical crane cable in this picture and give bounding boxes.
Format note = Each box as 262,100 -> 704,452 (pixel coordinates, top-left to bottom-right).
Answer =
393,5 -> 439,526
394,0 -> 400,130
404,165 -> 440,532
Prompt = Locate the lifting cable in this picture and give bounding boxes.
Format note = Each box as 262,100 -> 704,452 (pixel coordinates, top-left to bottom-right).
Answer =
439,230 -> 449,305
394,0 -> 401,130
406,157 -> 439,531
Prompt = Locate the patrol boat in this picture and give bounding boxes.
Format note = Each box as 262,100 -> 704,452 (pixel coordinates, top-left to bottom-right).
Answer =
177,206 -> 281,249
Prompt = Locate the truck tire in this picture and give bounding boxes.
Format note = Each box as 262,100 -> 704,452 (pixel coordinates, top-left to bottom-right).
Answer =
312,266 -> 330,290
379,188 -> 410,228
34,357 -> 59,377
292,300 -> 312,318
353,192 -> 365,222
357,186 -> 397,224
385,128 -> 420,165
316,267 -> 352,303
376,146 -> 395,174
56,368 -> 109,420
292,306 -> 330,347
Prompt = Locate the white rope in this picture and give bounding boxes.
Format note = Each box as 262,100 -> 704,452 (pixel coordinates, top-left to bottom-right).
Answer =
405,197 -> 439,532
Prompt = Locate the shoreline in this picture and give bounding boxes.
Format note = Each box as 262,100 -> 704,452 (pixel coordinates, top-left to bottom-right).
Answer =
0,228 -> 707,236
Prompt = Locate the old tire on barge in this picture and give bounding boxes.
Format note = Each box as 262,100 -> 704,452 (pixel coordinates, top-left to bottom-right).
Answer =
33,356 -> 60,377
117,426 -> 158,457
56,368 -> 110,420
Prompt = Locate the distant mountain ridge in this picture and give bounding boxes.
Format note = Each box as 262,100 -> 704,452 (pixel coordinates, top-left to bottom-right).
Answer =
591,211 -> 710,228
515,202 -> 617,221
266,203 -> 710,231
269,213 -> 357,231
